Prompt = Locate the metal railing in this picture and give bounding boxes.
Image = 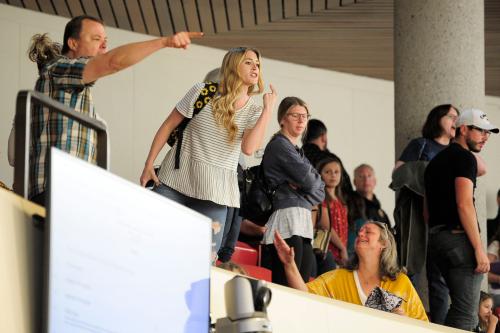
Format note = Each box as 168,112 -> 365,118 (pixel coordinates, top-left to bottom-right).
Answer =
13,90 -> 108,199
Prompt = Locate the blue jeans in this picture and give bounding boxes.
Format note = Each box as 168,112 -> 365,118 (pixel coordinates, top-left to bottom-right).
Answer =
153,183 -> 227,261
217,207 -> 243,262
426,253 -> 449,324
428,230 -> 483,330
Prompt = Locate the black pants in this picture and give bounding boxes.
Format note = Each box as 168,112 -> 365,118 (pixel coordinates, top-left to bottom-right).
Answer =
311,251 -> 336,278
267,235 -> 313,286
31,191 -> 46,207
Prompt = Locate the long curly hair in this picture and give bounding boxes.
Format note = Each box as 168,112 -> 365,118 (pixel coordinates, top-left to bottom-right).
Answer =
211,47 -> 264,143
28,33 -> 62,71
345,221 -> 405,280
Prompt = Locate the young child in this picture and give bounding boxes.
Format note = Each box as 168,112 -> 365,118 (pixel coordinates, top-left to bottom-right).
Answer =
476,291 -> 499,333
316,157 -> 349,266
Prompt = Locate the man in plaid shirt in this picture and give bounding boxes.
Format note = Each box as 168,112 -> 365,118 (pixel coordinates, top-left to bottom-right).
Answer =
28,15 -> 202,206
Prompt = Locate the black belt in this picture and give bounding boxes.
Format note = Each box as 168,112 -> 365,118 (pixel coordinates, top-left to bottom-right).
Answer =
429,225 -> 464,234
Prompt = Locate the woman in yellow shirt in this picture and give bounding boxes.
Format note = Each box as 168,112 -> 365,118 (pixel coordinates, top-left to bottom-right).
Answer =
274,221 -> 428,322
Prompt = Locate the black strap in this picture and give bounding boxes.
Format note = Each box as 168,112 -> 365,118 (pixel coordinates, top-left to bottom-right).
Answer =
327,200 -> 333,230
316,200 -> 333,231
174,81 -> 218,169
417,138 -> 427,161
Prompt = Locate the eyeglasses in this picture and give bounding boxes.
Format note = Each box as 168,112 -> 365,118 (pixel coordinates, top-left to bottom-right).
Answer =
445,114 -> 458,121
286,113 -> 310,120
468,125 -> 491,136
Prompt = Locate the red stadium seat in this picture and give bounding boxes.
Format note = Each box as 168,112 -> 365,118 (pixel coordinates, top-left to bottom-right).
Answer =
239,263 -> 272,282
232,241 -> 258,266
495,306 -> 500,317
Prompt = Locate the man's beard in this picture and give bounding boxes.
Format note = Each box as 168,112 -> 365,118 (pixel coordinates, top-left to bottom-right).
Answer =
466,137 -> 481,153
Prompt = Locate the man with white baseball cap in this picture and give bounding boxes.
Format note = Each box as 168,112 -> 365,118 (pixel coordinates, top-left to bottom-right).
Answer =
424,108 -> 497,330
456,108 -> 499,134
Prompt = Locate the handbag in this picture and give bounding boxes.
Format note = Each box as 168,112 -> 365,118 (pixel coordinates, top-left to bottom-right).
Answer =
365,286 -> 404,312
239,163 -> 275,225
312,202 -> 332,260
167,81 -> 219,169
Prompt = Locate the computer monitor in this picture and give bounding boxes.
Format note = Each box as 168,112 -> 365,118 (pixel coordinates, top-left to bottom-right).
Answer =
45,148 -> 211,332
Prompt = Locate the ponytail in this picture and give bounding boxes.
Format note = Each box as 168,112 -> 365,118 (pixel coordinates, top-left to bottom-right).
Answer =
28,33 -> 61,71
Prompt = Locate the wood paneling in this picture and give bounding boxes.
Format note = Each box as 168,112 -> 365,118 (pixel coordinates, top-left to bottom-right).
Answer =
109,0 -> 131,30
168,0 -> 187,31
254,0 -> 269,25
153,0 -> 174,35
66,0 -> 85,17
209,0 -> 227,32
51,0 -> 71,17
240,0 -> 255,28
269,0 -> 282,21
196,0 -> 215,33
80,0 -> 100,19
182,0 -> 202,32
139,0 -> 161,36
6,0 -> 23,7
124,0 -> 147,34
225,0 -> 241,30
37,0 -> 55,14
95,0 -> 118,27
21,0 -> 39,11
298,0 -> 311,15
3,0 -> 500,96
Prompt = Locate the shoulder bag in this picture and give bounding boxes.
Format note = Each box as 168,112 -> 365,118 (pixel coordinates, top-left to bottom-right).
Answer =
312,202 -> 332,260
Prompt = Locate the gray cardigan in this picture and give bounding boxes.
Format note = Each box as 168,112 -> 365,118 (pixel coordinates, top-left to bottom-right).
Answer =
262,133 -> 325,211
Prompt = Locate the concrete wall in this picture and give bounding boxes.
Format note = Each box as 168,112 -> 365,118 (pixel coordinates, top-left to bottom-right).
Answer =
485,96 -> 500,218
0,188 -> 463,333
0,3 -> 499,218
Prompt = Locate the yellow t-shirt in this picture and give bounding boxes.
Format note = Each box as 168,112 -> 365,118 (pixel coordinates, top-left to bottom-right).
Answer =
307,269 -> 428,322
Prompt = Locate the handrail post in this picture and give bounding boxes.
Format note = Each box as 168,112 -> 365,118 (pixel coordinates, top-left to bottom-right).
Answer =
13,90 -> 108,199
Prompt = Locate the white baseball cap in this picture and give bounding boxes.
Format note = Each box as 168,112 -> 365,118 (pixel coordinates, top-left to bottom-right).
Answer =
456,108 -> 499,134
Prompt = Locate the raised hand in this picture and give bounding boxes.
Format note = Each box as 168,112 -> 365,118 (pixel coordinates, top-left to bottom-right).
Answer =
274,230 -> 295,265
488,313 -> 499,333
263,84 -> 277,111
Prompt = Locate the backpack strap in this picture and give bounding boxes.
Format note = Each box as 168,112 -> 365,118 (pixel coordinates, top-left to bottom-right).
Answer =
417,138 -> 428,161
174,81 -> 219,169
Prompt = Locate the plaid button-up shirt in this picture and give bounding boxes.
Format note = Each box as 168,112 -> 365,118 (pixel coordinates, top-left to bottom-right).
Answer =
29,56 -> 98,198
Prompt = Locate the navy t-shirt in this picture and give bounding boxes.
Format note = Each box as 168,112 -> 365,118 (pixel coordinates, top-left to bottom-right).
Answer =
399,137 -> 447,162
424,143 -> 477,230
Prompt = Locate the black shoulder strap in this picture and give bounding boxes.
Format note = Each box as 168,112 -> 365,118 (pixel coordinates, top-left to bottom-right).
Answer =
417,138 -> 428,161
174,81 -> 219,169
316,203 -> 323,226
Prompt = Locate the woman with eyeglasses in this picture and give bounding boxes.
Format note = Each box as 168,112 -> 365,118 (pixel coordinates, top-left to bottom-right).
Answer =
395,104 -> 460,169
273,221 -> 429,321
261,96 -> 325,286
140,47 -> 277,261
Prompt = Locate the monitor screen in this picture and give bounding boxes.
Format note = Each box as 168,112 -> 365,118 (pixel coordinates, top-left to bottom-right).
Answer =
45,148 -> 211,333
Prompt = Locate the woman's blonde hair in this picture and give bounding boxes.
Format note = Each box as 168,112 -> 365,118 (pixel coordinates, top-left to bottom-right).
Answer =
345,221 -> 405,280
28,33 -> 62,71
211,47 -> 264,143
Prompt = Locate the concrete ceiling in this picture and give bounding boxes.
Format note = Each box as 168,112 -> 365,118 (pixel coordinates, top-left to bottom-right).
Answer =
2,0 -> 499,96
